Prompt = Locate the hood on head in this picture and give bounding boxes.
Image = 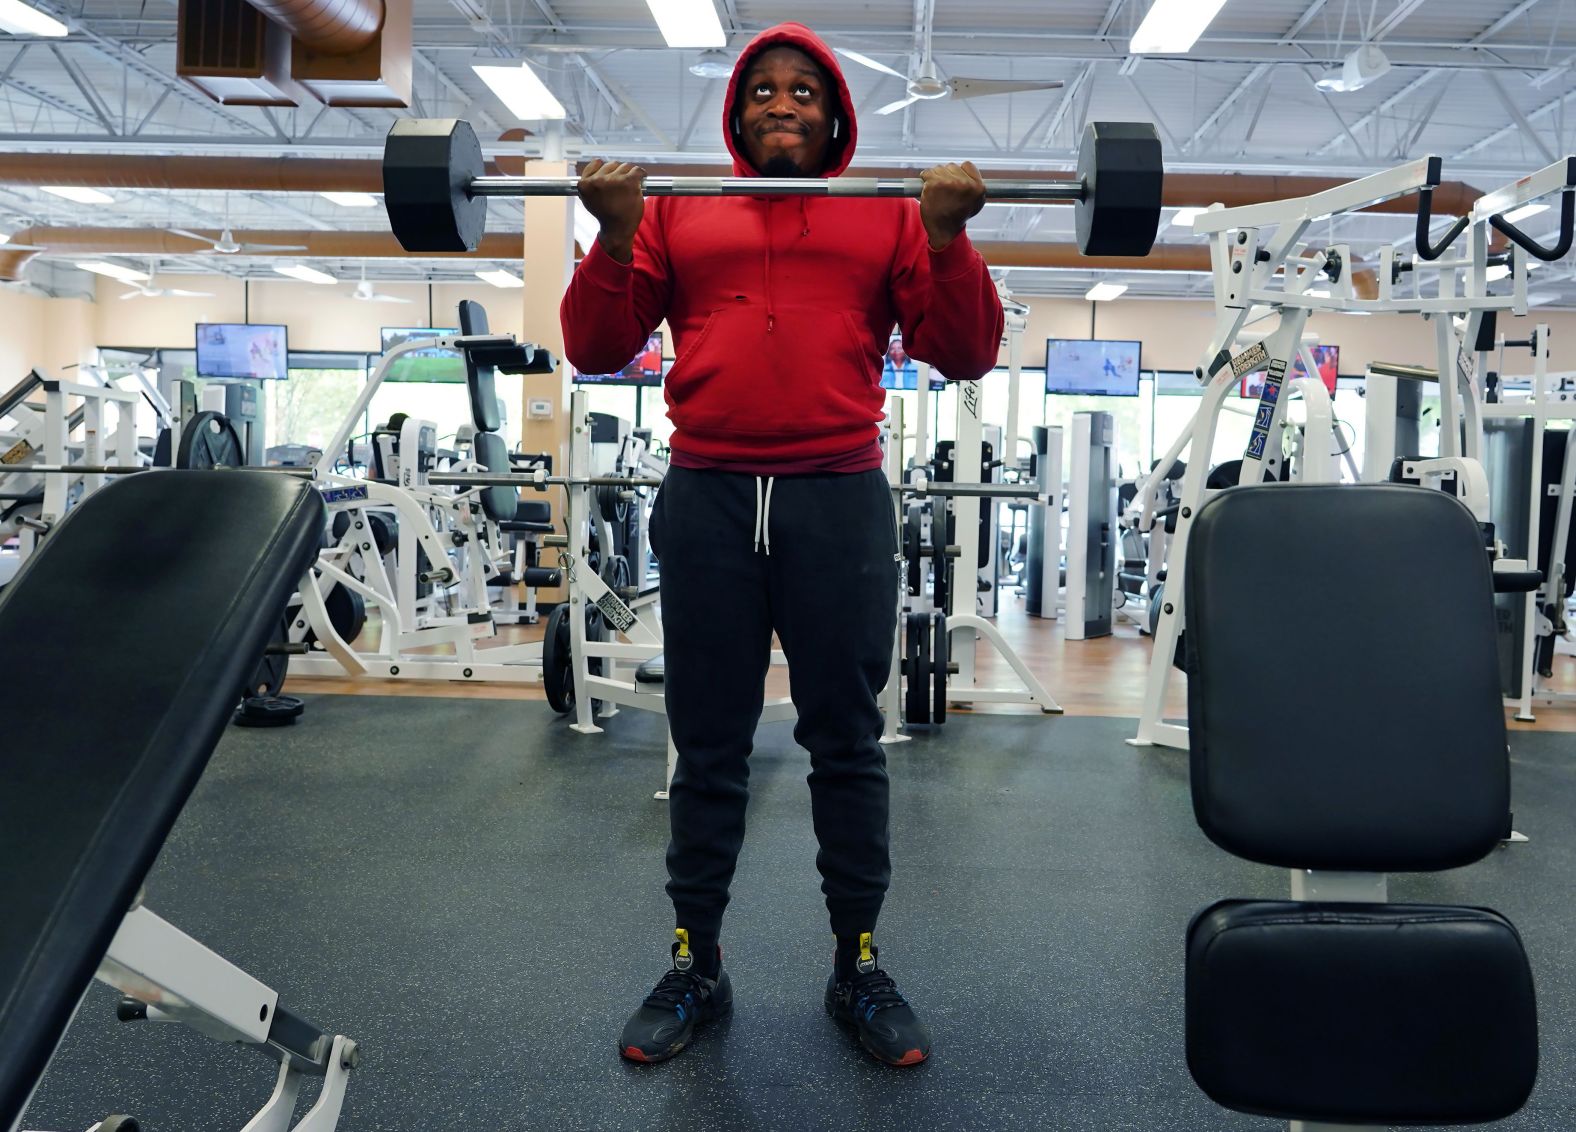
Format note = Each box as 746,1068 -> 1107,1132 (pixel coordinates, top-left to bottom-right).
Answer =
723,22 -> 858,178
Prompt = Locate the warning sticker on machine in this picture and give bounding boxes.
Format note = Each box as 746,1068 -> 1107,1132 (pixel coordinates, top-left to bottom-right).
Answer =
1457,345 -> 1476,384
1259,358 -> 1286,405
1229,342 -> 1270,377
595,591 -> 637,634
1254,404 -> 1274,429
1,438 -> 33,465
1246,430 -> 1268,460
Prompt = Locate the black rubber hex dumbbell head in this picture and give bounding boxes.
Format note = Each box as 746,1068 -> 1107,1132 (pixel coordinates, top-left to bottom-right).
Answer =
384,118 -> 488,252
1076,121 -> 1164,257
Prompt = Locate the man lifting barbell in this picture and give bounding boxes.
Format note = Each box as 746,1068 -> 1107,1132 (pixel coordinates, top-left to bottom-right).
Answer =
560,21 -> 1011,1071
380,21 -> 1158,1072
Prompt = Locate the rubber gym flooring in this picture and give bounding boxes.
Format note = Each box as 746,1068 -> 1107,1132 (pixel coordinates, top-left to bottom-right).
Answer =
24,700 -> 1576,1131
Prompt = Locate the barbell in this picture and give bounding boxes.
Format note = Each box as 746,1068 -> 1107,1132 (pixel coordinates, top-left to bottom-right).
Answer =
381,118 -> 1164,258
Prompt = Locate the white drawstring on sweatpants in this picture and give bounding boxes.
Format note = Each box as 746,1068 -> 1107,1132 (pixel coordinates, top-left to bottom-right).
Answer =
753,475 -> 776,555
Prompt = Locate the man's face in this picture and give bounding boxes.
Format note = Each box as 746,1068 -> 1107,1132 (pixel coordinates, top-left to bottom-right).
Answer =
888,342 -> 908,365
738,46 -> 834,177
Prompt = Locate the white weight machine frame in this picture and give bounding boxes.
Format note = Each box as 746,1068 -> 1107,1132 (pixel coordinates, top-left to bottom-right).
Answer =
1128,155 -> 1537,752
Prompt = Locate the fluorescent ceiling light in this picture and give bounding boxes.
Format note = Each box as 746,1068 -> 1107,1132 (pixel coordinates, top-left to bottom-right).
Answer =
645,0 -> 725,48
75,260 -> 150,283
1085,282 -> 1128,301
0,0 -> 67,37
473,62 -> 566,120
274,263 -> 336,285
1130,0 -> 1228,54
320,191 -> 378,207
1504,202 -> 1550,224
41,185 -> 113,204
476,268 -> 525,288
1168,207 -> 1206,229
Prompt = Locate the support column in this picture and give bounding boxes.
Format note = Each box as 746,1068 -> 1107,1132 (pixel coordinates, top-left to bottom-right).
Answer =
520,157 -> 576,604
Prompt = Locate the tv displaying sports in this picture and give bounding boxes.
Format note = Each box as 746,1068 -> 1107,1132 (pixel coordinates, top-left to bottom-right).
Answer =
572,332 -> 664,386
879,334 -> 945,391
1046,338 -> 1141,397
195,323 -> 288,381
381,327 -> 464,384
1241,344 -> 1339,397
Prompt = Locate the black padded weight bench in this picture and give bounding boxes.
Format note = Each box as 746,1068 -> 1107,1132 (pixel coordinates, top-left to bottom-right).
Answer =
1182,484 -> 1538,1129
0,471 -> 357,1132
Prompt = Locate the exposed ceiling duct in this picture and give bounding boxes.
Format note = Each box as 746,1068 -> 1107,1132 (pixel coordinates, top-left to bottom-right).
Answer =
247,0 -> 383,53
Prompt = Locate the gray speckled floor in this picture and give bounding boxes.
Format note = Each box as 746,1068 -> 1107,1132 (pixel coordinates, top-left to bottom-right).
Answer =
19,700 -> 1576,1131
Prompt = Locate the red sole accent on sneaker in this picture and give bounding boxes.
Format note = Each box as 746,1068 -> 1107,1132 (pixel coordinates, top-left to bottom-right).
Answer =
888,1048 -> 928,1066
622,1046 -> 656,1063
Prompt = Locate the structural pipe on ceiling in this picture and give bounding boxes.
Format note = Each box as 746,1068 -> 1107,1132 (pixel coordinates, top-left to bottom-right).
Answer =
0,154 -> 1482,219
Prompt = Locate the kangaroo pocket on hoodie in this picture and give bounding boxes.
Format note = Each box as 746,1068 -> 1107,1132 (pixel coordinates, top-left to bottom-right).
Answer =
666,302 -> 884,441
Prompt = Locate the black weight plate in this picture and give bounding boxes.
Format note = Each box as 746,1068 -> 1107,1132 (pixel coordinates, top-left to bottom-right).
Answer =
931,611 -> 948,725
234,695 -> 305,728
175,411 -> 245,470
303,583 -> 367,644
1147,581 -> 1165,637
603,553 -> 631,595
152,427 -> 172,467
543,602 -> 575,714
383,118 -> 489,253
243,616 -> 291,699
1075,121 -> 1164,257
597,483 -> 630,526
370,512 -> 396,556
905,506 -> 923,596
904,611 -> 929,726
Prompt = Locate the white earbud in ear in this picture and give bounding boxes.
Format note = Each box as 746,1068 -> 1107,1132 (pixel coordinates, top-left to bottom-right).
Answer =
832,119 -> 840,139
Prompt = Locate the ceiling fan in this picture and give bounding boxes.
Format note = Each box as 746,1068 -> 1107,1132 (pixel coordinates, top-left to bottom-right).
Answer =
120,260 -> 214,301
166,225 -> 308,255
835,49 -> 1064,116
835,0 -> 1063,118
351,267 -> 410,304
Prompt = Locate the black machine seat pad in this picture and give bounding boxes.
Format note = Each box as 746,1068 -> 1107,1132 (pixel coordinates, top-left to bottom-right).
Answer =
1186,899 -> 1538,1125
1185,485 -> 1509,872
0,471 -> 326,1128
473,432 -> 519,524
635,654 -> 665,685
458,299 -> 502,435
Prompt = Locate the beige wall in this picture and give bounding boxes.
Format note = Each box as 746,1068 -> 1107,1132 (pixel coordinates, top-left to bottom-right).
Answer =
90,274 -> 527,354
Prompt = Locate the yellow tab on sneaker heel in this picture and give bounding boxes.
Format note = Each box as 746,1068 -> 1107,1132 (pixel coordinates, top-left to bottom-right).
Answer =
675,928 -> 690,959
858,932 -> 874,963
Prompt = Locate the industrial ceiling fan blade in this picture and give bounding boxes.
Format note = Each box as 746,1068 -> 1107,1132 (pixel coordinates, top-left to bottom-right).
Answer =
834,48 -> 910,82
118,290 -> 143,300
168,288 -> 215,297
948,78 -> 1066,101
167,228 -> 217,246
372,293 -> 412,303
236,243 -> 309,253
875,94 -> 923,116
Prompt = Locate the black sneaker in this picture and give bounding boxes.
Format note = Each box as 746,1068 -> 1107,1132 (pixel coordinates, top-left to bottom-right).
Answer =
619,931 -> 732,1064
824,940 -> 931,1067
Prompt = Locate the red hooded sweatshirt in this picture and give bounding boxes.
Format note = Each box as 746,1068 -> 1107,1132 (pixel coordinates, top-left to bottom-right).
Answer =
559,22 -> 1005,471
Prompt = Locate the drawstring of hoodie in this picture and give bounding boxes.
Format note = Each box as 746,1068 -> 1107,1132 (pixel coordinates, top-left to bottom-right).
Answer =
762,198 -> 814,333
753,476 -> 776,555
